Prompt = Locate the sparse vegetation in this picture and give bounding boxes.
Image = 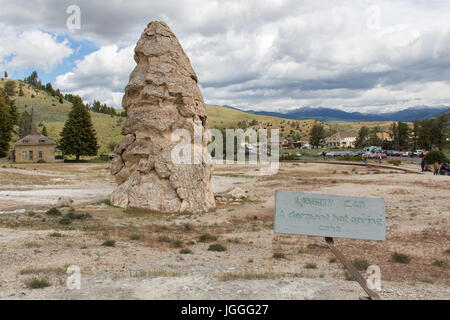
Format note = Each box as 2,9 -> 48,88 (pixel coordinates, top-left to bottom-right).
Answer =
388,159 -> 401,166
392,252 -> 411,264
199,233 -> 217,243
129,233 -> 143,241
24,241 -> 41,248
48,232 -> 64,238
352,258 -> 370,271
304,263 -> 317,269
180,248 -> 193,254
102,240 -> 116,247
208,243 -> 227,252
25,277 -> 51,289
217,272 -> 289,281
46,207 -> 61,216
59,216 -> 71,225
432,260 -> 449,269
272,252 -> 286,259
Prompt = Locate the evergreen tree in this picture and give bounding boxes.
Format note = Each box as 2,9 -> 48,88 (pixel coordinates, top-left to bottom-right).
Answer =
24,71 -> 38,87
355,126 -> 370,148
309,123 -> 326,148
0,95 -> 13,157
59,99 -> 99,161
397,122 -> 410,150
41,125 -> 48,136
18,110 -> 33,138
431,114 -> 448,151
1,88 -> 18,126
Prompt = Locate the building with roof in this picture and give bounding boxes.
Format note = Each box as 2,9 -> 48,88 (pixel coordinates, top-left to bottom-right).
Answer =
325,131 -> 358,148
375,132 -> 392,141
13,130 -> 57,162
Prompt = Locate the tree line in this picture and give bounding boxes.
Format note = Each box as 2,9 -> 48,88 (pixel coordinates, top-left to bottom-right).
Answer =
355,115 -> 448,151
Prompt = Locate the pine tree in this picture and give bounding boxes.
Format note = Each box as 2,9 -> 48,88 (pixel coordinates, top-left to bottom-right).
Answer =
310,123 -> 326,148
42,125 -> 48,136
18,110 -> 32,138
0,95 -> 13,157
59,99 -> 99,161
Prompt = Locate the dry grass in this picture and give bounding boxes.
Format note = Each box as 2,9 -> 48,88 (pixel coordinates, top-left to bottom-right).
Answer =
19,266 -> 66,276
217,272 -> 303,281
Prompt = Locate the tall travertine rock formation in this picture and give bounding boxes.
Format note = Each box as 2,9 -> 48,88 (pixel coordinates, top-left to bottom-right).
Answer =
110,21 -> 215,213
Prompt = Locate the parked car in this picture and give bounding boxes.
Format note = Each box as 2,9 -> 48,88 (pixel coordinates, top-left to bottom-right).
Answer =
393,151 -> 403,156
402,151 -> 412,157
385,150 -> 395,156
413,150 -> 427,157
293,152 -> 302,158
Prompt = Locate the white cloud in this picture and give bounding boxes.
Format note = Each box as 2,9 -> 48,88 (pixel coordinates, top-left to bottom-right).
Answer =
0,24 -> 73,72
55,45 -> 134,106
2,0 -> 450,111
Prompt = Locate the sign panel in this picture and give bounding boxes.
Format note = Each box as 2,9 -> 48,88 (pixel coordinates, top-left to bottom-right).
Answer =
274,191 -> 385,241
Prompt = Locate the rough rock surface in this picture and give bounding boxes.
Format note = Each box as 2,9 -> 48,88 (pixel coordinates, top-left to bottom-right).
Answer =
110,21 -> 215,213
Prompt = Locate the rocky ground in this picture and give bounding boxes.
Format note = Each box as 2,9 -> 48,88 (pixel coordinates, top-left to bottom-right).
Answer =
0,160 -> 449,300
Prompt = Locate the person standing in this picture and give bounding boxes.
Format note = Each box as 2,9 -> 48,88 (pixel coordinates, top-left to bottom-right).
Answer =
433,161 -> 440,175
378,154 -> 382,164
421,158 -> 426,172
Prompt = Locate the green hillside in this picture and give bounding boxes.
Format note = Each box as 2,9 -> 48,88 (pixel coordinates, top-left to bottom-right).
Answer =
0,79 -> 124,155
2,78 -> 395,157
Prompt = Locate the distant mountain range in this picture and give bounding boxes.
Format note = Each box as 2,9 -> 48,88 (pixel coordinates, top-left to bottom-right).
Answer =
225,106 -> 450,122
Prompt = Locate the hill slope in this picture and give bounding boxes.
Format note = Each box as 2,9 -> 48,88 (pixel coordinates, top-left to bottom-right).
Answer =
0,79 -> 124,155
1,78 -> 397,156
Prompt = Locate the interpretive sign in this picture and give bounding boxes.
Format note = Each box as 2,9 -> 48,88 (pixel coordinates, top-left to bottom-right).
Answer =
274,191 -> 385,241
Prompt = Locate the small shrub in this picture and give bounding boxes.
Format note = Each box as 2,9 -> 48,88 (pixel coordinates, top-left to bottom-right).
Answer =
48,232 -> 63,238
102,240 -> 115,247
46,208 -> 61,216
66,210 -> 90,220
388,159 -> 401,166
37,159 -> 46,163
24,241 -> 41,248
59,216 -> 71,225
424,150 -> 449,164
329,257 -> 337,263
344,271 -> 355,281
25,277 -> 51,289
304,263 -> 317,269
199,233 -> 217,243
208,243 -> 227,252
170,239 -> 183,248
352,258 -> 370,271
392,252 -> 411,264
272,252 -> 286,259
129,233 -> 143,241
180,248 -> 193,254
432,260 -> 449,269
157,235 -> 171,243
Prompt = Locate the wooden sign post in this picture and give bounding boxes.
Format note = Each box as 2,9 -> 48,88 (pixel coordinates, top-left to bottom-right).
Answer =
274,191 -> 385,300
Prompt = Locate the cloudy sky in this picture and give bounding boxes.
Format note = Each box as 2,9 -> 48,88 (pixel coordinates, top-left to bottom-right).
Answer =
1,0 -> 450,113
